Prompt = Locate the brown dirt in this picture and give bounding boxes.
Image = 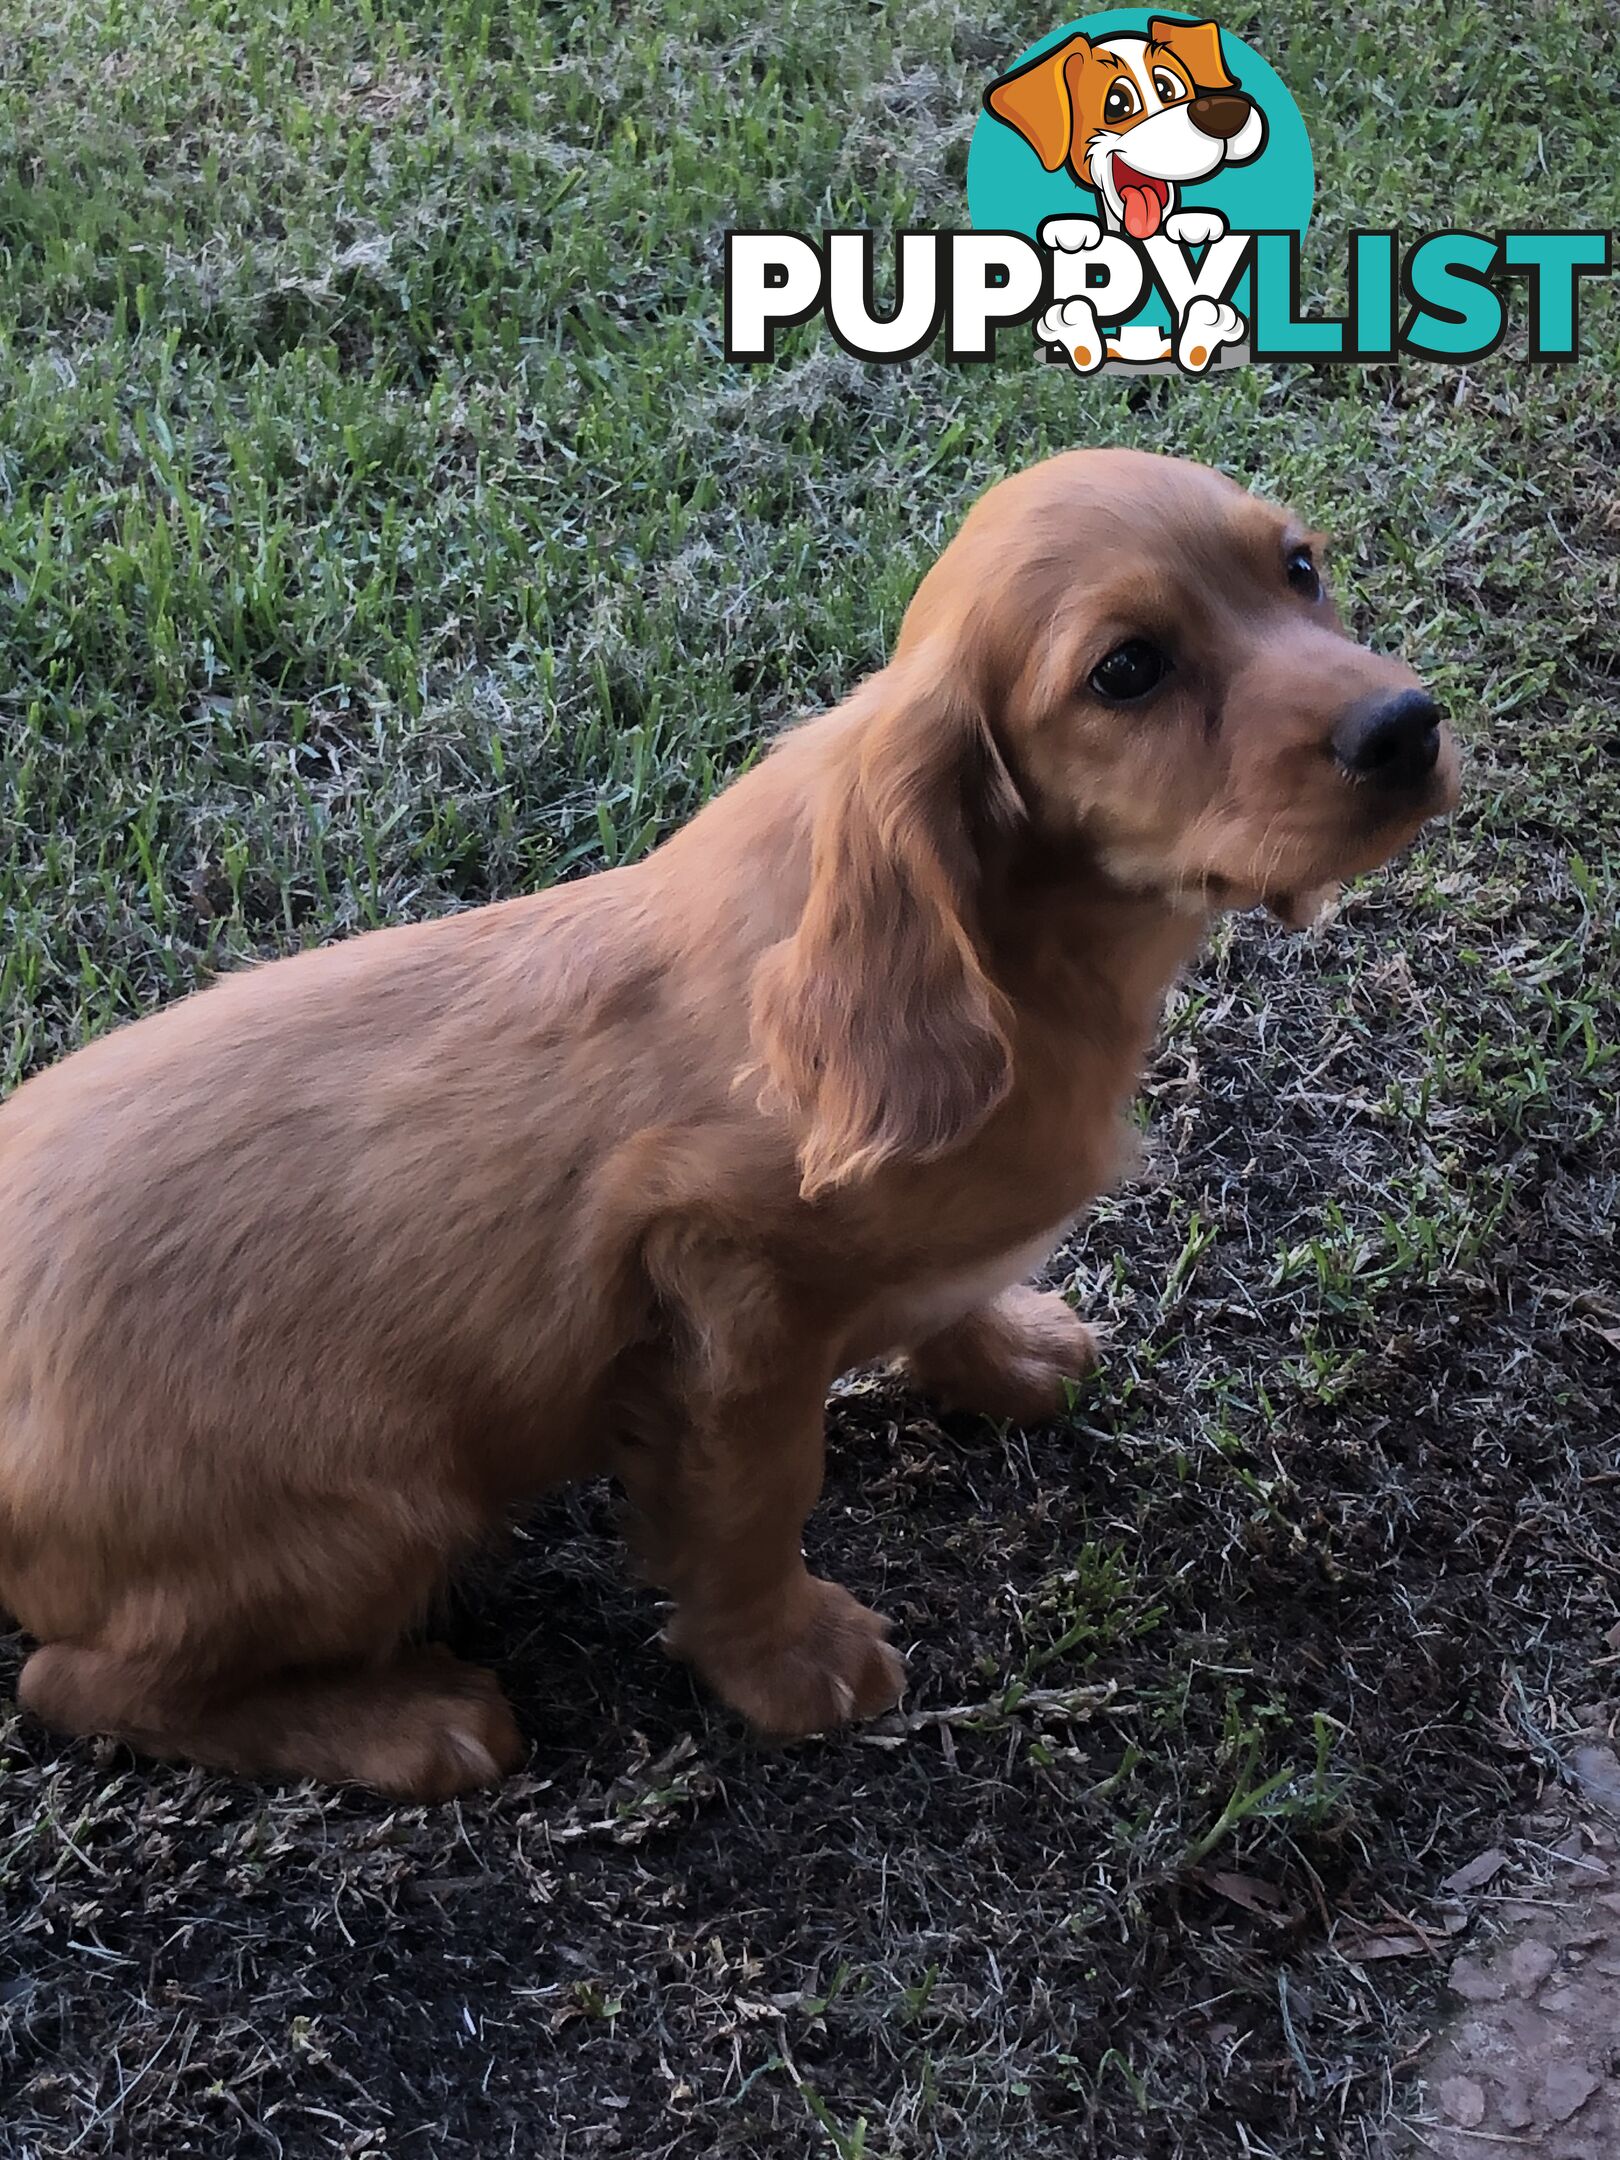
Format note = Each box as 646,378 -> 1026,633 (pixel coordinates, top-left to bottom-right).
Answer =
1403,1741 -> 1620,2160
5,870 -> 1619,2159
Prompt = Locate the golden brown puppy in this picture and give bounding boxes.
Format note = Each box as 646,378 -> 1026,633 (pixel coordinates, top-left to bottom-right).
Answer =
0,451 -> 1458,1797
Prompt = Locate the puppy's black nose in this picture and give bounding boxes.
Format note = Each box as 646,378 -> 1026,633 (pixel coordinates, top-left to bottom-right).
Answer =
1188,93 -> 1252,140
1331,690 -> 1443,786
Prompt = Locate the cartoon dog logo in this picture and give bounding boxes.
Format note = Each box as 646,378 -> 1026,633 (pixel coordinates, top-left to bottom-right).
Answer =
985,15 -> 1268,372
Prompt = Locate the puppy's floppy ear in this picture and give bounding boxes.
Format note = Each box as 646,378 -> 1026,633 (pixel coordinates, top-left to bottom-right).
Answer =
984,33 -> 1091,174
751,640 -> 1023,1200
1147,16 -> 1236,92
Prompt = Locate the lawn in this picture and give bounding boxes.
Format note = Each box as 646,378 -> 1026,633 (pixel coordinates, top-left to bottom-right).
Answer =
1,1 -> 1617,2154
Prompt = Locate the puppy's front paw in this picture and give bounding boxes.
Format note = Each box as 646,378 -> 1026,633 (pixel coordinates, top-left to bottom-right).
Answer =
675,1579 -> 905,1738
1176,295 -> 1245,373
1039,215 -> 1103,253
1036,297 -> 1106,375
990,1288 -> 1100,1420
1164,209 -> 1227,246
908,1284 -> 1098,1423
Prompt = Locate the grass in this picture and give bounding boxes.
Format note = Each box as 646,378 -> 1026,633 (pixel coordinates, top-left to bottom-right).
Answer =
1,0 -> 1618,2154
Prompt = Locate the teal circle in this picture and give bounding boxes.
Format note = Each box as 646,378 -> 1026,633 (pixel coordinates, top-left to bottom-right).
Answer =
967,10 -> 1313,269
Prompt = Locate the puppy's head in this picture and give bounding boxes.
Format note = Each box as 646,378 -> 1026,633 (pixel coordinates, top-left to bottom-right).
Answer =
898,448 -> 1459,926
753,449 -> 1458,1196
986,17 -> 1266,236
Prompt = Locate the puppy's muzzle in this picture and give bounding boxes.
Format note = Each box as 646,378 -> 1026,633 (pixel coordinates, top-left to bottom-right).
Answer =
1188,93 -> 1253,141
1331,689 -> 1444,791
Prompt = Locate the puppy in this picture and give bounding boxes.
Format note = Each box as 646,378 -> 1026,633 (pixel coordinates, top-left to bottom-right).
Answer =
986,16 -> 1266,242
0,452 -> 1458,1798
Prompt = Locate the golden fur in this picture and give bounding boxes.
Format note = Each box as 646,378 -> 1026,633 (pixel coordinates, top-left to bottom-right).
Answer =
0,450 -> 1458,1795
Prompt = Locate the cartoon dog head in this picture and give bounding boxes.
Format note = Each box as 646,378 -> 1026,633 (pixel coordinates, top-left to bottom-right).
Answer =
986,16 -> 1267,239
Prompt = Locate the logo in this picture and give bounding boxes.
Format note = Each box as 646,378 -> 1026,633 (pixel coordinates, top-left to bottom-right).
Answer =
971,12 -> 1308,373
723,10 -> 1610,375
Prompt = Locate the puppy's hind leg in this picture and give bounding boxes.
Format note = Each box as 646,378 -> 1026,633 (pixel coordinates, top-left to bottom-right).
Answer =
903,1284 -> 1097,1422
16,1480 -> 522,1799
20,1640 -> 522,1800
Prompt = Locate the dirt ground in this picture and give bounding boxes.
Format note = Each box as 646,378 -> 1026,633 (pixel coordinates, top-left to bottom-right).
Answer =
1403,1739 -> 1620,2160
5,880 -> 1619,2155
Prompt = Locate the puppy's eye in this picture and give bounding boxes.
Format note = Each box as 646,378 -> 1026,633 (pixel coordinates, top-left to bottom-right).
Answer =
1089,638 -> 1169,703
1286,546 -> 1323,602
1152,69 -> 1186,102
1103,80 -> 1140,123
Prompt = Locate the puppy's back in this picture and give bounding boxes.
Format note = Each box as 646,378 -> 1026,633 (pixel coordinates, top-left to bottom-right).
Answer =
0,876 -> 690,1604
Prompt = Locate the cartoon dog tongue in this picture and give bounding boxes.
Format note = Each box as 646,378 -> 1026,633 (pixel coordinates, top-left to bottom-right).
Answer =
1121,183 -> 1163,240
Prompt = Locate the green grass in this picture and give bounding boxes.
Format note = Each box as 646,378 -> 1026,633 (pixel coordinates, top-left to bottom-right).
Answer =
2,1 -> 1618,2156
3,0 -> 1613,1084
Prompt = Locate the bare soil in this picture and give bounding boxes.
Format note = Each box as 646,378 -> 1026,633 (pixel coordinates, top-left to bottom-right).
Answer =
1404,1745 -> 1620,2160
5,894 -> 1619,2157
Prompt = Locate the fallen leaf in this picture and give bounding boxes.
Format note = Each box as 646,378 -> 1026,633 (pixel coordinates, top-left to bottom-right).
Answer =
1338,1907 -> 1465,1962
1440,1848 -> 1510,1897
1339,1928 -> 1430,1961
1200,1869 -> 1294,1921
